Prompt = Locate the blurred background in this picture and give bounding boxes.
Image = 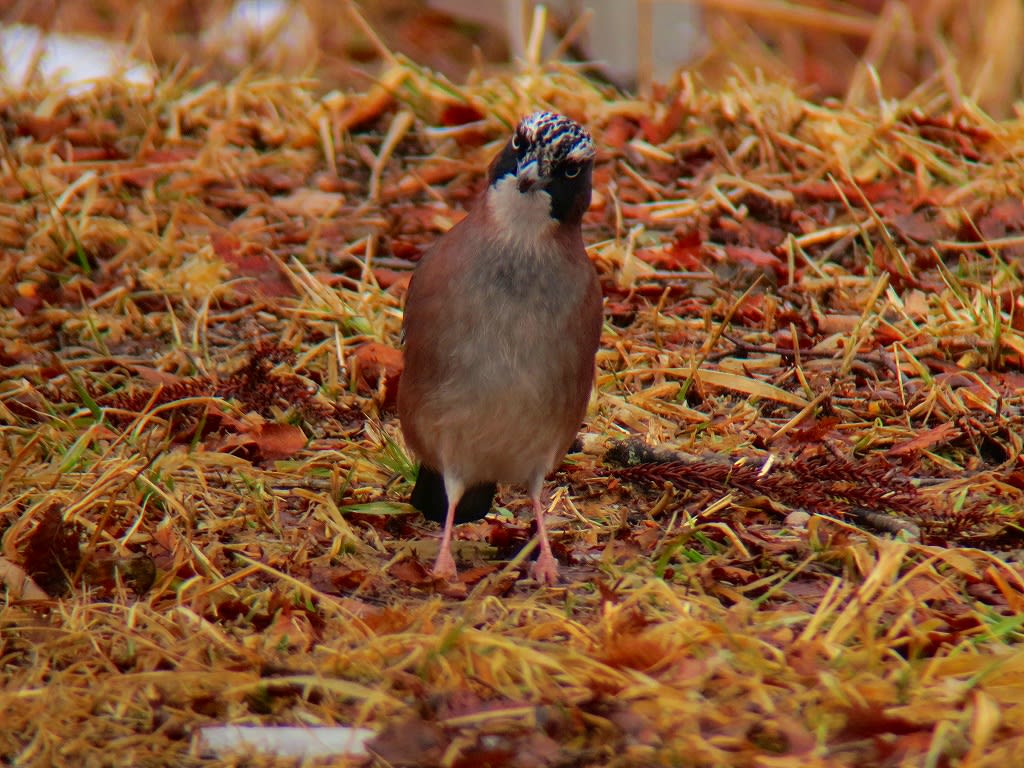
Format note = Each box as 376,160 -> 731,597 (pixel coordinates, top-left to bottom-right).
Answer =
0,0 -> 1021,115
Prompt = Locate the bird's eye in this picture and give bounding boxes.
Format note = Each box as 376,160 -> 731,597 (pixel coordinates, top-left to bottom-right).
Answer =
511,136 -> 521,150
564,164 -> 581,179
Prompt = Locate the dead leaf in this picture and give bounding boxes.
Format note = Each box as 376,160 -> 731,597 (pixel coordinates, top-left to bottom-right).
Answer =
211,419 -> 306,461
21,504 -> 82,597
0,556 -> 50,601
601,629 -> 666,672
636,230 -> 705,270
791,416 -> 841,443
130,365 -> 184,388
309,565 -> 370,594
440,103 -> 484,126
349,342 -> 403,406
251,422 -> 307,460
794,180 -> 902,205
887,422 -> 958,457
743,220 -> 788,251
274,188 -> 345,217
14,112 -> 73,141
368,715 -> 445,767
890,207 -> 953,243
602,116 -> 637,150
121,148 -> 198,186
81,553 -> 157,596
902,289 -> 930,320
212,233 -> 296,298
639,99 -> 686,144
262,607 -> 317,652
724,245 -> 786,277
12,277 -> 62,315
389,558 -> 432,586
457,563 -> 500,585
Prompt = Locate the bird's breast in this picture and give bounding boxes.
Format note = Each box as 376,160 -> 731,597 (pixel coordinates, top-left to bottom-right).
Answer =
399,218 -> 601,486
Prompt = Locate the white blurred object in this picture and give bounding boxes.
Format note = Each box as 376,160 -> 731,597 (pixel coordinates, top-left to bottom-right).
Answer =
0,24 -> 155,94
198,725 -> 375,759
429,0 -> 703,85
202,0 -> 317,74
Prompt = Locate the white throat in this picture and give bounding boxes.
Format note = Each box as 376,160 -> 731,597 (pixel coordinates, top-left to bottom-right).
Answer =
486,174 -> 557,253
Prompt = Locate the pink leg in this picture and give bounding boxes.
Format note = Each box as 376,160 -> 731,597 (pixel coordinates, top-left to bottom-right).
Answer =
530,493 -> 559,585
433,478 -> 462,581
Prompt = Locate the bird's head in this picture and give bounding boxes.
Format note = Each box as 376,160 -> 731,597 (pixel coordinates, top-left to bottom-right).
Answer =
485,111 -> 595,244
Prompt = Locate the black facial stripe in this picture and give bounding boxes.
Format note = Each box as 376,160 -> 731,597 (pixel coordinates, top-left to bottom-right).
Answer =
546,162 -> 593,223
489,141 -> 518,184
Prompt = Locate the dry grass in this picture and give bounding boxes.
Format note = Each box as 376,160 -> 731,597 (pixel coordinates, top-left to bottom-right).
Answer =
5,0 -> 1024,112
3,7 -> 1024,767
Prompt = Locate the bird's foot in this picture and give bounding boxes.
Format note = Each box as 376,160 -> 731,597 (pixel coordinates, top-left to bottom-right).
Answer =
530,551 -> 560,585
432,549 -> 458,582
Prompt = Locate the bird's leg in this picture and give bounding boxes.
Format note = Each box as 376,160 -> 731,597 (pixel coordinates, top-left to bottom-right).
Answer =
530,492 -> 560,585
433,478 -> 463,581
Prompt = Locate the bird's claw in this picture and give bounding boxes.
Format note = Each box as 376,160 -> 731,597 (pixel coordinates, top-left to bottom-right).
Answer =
530,552 -> 560,585
432,550 -> 458,582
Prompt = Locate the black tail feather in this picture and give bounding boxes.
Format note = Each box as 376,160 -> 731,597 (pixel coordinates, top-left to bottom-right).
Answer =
410,465 -> 496,524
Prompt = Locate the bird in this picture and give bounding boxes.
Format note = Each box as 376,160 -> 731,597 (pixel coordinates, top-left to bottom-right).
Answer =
398,111 -> 603,584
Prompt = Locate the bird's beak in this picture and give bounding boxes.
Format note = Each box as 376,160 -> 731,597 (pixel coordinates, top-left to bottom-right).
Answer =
516,159 -> 547,193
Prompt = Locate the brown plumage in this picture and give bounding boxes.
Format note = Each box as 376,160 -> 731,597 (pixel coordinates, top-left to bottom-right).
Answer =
398,111 -> 602,584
